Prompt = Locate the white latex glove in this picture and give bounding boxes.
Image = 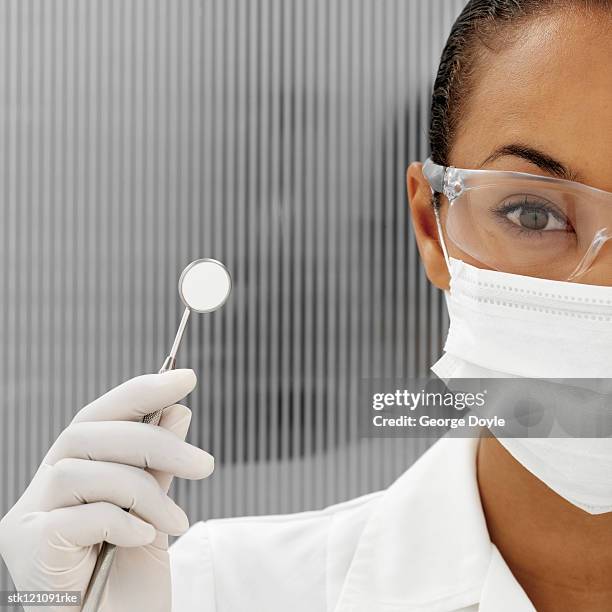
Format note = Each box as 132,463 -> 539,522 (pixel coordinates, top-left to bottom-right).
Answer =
0,369 -> 214,612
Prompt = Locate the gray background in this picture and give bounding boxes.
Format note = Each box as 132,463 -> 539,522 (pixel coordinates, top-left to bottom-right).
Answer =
0,0 -> 466,591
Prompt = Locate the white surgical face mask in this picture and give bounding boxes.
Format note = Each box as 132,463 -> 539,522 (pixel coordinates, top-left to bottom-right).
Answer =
432,235 -> 612,514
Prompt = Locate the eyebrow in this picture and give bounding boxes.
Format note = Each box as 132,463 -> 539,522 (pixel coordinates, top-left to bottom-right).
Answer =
479,143 -> 583,182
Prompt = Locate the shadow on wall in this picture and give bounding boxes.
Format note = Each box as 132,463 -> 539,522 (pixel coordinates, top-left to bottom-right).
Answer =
0,0 -> 459,553
196,75 -> 447,464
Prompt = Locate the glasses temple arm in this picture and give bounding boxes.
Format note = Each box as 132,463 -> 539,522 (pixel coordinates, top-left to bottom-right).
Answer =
422,157 -> 446,193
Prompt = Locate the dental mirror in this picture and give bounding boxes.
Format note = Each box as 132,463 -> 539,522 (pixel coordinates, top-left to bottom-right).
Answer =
179,257 -> 232,313
159,257 -> 232,374
82,257 -> 232,612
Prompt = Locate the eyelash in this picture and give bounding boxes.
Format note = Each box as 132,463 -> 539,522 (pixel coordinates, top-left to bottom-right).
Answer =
491,197 -> 573,235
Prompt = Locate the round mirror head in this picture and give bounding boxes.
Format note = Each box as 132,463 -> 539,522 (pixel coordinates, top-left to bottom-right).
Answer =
178,258 -> 232,313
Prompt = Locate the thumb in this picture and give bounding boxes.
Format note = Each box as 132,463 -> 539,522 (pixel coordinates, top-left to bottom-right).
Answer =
72,369 -> 197,424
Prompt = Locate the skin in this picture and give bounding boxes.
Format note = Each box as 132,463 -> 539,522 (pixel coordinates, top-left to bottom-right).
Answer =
407,8 -> 612,612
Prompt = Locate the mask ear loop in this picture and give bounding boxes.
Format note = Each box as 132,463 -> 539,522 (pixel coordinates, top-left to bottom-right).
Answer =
432,192 -> 451,271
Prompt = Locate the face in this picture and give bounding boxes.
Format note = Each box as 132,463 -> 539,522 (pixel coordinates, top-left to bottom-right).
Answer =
407,9 -> 612,289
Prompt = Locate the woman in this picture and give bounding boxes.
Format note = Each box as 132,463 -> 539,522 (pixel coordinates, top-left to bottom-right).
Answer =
2,0 -> 612,610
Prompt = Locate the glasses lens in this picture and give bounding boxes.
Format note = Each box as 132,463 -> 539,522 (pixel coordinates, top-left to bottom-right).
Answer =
446,179 -> 611,280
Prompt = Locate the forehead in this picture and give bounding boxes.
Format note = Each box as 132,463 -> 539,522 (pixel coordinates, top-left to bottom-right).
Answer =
451,9 -> 612,186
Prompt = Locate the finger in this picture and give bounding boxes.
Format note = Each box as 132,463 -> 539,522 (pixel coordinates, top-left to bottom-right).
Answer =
72,369 -> 197,424
45,417 -> 213,480
43,502 -> 156,548
40,458 -> 190,536
158,403 -> 192,439
150,404 -> 194,493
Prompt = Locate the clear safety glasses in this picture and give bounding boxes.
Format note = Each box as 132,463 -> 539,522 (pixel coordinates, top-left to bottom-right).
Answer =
422,157 -> 612,281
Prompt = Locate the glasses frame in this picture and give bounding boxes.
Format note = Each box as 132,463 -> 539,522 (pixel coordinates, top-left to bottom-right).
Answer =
421,156 -> 612,204
420,157 -> 612,281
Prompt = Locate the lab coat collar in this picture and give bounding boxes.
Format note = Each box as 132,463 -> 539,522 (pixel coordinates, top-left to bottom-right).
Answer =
333,436 -> 535,612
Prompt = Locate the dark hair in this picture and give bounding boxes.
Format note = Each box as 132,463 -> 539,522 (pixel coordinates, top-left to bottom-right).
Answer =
429,0 -> 611,169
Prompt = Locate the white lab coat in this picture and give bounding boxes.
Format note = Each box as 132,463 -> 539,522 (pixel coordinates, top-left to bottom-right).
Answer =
169,435 -> 536,611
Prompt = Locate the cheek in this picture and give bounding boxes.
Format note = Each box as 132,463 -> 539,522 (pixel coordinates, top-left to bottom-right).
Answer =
437,203 -> 494,271
568,240 -> 612,287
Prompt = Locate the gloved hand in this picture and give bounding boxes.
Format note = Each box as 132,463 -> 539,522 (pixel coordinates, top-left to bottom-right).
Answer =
0,369 -> 214,612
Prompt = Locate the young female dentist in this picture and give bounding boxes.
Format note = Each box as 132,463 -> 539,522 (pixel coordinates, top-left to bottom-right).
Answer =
3,0 -> 612,610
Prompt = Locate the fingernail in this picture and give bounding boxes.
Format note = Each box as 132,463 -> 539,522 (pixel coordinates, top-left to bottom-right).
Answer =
163,368 -> 195,381
160,369 -> 197,394
193,448 -> 215,478
203,452 -> 214,477
166,499 -> 190,534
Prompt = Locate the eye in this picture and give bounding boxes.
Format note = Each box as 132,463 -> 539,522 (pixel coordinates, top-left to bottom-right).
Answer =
498,197 -> 570,233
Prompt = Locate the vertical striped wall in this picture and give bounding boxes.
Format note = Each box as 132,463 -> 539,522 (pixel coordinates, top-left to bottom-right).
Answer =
0,0 -> 466,591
